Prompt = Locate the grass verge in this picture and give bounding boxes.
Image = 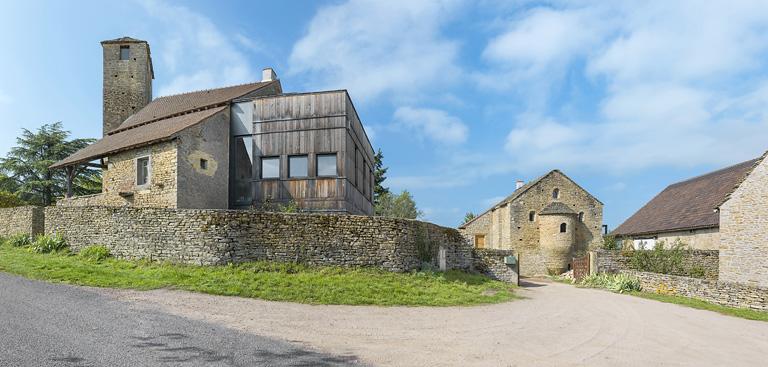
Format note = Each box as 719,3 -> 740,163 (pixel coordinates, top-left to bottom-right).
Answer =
0,241 -> 515,306
628,291 -> 768,322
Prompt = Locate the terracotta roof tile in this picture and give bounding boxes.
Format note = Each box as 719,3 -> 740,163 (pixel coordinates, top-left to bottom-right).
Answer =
539,202 -> 577,215
612,157 -> 762,236
51,106 -> 227,168
109,81 -> 274,134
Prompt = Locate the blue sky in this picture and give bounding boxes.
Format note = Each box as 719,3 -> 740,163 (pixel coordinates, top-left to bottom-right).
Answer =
1,0 -> 767,229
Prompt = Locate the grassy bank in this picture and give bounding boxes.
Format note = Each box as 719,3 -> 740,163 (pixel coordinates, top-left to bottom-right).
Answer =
629,291 -> 768,322
558,273 -> 768,322
0,240 -> 515,306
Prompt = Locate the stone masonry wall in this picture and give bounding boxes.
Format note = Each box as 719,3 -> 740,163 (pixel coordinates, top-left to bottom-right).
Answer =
594,249 -> 719,280
472,249 -> 519,284
0,206 -> 44,237
44,206 -> 473,272
622,270 -> 768,311
58,140 -> 178,208
719,155 -> 768,287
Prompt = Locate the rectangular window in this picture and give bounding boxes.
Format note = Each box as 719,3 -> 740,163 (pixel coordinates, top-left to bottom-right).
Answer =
316,153 -> 337,177
200,158 -> 208,170
288,155 -> 308,178
136,157 -> 150,186
120,46 -> 130,60
261,156 -> 280,179
352,147 -> 358,186
232,137 -> 253,204
475,235 -> 486,249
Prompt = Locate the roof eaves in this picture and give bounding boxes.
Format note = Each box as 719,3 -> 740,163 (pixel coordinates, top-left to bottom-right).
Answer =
715,150 -> 768,209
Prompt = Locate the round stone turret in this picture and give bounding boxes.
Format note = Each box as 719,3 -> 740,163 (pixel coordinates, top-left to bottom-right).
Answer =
538,202 -> 577,275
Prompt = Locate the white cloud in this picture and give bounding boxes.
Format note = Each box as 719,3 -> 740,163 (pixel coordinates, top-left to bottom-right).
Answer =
481,1 -> 768,172
139,0 -> 257,96
393,107 -> 468,144
289,0 -> 462,102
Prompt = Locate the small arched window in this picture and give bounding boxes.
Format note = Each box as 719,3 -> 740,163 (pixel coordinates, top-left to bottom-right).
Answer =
529,211 -> 535,222
560,223 -> 567,233
552,188 -> 560,199
578,212 -> 584,222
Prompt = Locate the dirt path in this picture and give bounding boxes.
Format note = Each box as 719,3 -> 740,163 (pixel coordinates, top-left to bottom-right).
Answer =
106,279 -> 768,366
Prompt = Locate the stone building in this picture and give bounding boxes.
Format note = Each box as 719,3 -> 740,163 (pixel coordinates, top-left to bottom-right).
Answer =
459,170 -> 604,276
613,152 -> 768,287
52,37 -> 374,215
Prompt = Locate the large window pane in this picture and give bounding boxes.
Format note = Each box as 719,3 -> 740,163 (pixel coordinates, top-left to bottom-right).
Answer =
317,154 -> 337,177
232,137 -> 253,204
136,157 -> 149,186
261,157 -> 280,179
289,155 -> 308,178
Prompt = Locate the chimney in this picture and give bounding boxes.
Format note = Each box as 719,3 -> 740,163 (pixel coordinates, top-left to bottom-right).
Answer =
515,180 -> 524,190
262,67 -> 277,82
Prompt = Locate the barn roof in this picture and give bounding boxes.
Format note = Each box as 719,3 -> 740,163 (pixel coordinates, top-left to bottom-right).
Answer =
539,202 -> 577,215
51,106 -> 228,169
52,80 -> 280,169
612,156 -> 764,237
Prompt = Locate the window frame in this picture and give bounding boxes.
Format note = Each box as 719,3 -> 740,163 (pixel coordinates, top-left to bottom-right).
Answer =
529,211 -> 536,222
475,234 -> 486,248
315,153 -> 338,177
578,211 -> 584,222
288,154 -> 309,179
199,158 -> 208,170
260,156 -> 280,180
552,188 -> 560,199
560,223 -> 567,233
135,156 -> 151,188
119,45 -> 130,60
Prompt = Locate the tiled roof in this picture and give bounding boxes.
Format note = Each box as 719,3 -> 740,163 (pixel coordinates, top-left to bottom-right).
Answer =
612,157 -> 763,236
110,81 -> 275,134
539,201 -> 577,215
101,37 -> 147,44
51,106 -> 227,168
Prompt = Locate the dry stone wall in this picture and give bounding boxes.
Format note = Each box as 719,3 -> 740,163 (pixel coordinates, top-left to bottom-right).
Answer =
472,249 -> 519,284
44,206 -> 472,272
0,206 -> 44,237
594,249 -> 719,280
623,270 -> 768,311
719,155 -> 768,287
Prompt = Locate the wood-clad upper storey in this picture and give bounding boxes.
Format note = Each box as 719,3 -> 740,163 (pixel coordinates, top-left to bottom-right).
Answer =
236,90 -> 374,215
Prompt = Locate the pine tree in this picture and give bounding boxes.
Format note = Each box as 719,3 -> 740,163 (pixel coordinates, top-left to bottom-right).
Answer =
373,148 -> 389,206
0,122 -> 100,206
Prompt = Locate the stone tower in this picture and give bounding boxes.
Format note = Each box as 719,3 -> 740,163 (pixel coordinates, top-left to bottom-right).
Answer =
538,202 -> 577,275
101,37 -> 154,136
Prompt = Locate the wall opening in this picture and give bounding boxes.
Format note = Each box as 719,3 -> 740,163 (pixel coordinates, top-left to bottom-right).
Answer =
560,223 -> 567,233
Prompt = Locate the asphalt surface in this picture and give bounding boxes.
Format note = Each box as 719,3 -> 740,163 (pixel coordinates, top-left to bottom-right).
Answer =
0,273 -> 363,367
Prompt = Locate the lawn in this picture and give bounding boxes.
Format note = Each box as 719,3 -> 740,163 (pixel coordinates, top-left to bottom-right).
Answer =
0,240 -> 516,306
628,291 -> 768,322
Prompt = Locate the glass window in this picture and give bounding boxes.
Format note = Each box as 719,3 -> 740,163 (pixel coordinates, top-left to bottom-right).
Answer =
261,156 -> 280,179
136,157 -> 149,186
560,223 -> 567,233
578,212 -> 584,222
317,154 -> 337,176
200,159 -> 208,170
120,46 -> 130,60
232,137 -> 253,204
529,211 -> 535,222
288,155 -> 308,178
552,188 -> 560,199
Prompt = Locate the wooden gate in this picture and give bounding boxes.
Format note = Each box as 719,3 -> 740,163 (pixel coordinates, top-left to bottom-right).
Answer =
572,254 -> 590,281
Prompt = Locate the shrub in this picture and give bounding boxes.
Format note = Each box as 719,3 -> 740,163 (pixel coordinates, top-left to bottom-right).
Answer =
580,273 -> 642,293
79,245 -> 111,262
630,240 -> 685,275
600,235 -> 619,250
0,191 -> 26,208
30,234 -> 68,253
8,233 -> 33,247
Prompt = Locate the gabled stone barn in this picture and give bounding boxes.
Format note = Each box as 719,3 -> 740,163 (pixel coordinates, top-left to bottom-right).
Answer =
614,152 -> 768,287
460,170 -> 604,276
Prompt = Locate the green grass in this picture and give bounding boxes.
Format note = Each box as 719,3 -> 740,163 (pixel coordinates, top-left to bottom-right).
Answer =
628,291 -> 768,322
0,241 -> 516,306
